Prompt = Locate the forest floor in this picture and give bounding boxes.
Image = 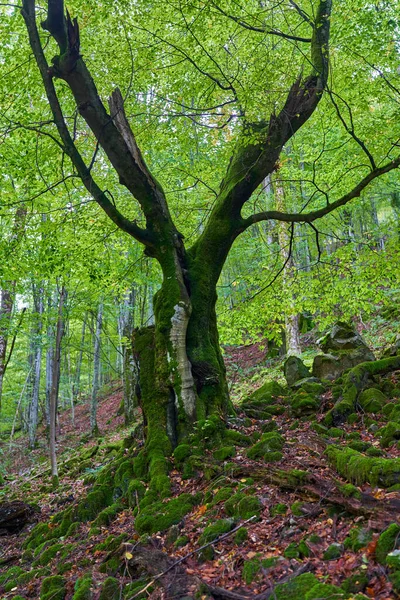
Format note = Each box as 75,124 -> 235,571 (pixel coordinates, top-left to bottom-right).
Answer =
1,337 -> 400,599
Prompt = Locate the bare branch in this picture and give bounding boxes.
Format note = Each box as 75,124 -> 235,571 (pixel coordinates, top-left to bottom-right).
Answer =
240,156 -> 400,229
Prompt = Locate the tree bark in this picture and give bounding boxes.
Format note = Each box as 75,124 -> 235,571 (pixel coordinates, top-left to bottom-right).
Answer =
28,283 -> 44,449
90,301 -> 103,435
49,285 -> 66,485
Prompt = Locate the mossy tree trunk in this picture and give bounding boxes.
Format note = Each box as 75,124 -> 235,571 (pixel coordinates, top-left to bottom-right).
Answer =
24,0 -> 400,462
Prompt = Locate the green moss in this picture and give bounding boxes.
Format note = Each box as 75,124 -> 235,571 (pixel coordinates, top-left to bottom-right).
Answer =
57,562 -> 73,575
270,503 -> 288,516
198,518 -> 235,545
380,421 -> 400,448
76,485 -> 113,522
23,522 -> 51,550
347,413 -> 359,424
264,451 -> 283,462
0,566 -> 24,586
94,533 -> 128,552
174,535 -> 189,547
323,543 -> 343,560
15,567 -> 50,587
90,503 -> 121,531
247,432 -> 284,461
234,527 -> 248,544
40,575 -> 66,600
308,534 -> 322,544
341,572 -> 368,594
173,444 -> 191,463
261,421 -> 278,433
99,577 -> 120,600
213,446 -> 236,461
366,446 -> 383,457
358,388 -> 386,413
224,429 -> 252,446
387,550 -> 400,569
291,501 -> 305,516
311,422 -> 329,435
98,556 -> 120,575
243,558 -> 261,584
126,479 -> 146,507
284,542 -> 300,559
343,527 -> 372,552
305,583 -> 347,599
326,445 -> 400,487
113,460 -> 135,496
72,574 -> 93,600
290,391 -> 319,417
224,492 -> 261,519
347,441 -> 370,452
135,493 -> 199,535
249,380 -> 286,402
123,580 -> 152,599
32,542 -> 63,567
274,573 -> 318,599
376,523 -> 400,564
328,427 -> 345,438
339,483 -> 361,499
390,571 -> 400,593
212,486 -> 234,504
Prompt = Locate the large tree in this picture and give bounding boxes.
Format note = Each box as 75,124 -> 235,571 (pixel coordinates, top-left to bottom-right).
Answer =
19,0 -> 400,470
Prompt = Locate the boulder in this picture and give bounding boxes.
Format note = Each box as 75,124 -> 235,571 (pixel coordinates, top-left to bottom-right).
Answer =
312,346 -> 375,381
318,321 -> 372,353
284,356 -> 310,387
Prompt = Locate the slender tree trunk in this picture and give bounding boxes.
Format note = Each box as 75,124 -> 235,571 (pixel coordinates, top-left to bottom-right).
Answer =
0,289 -> 14,411
90,301 -> 103,435
49,285 -> 66,486
73,312 -> 87,402
119,287 -> 137,424
28,284 -> 44,449
274,178 -> 302,356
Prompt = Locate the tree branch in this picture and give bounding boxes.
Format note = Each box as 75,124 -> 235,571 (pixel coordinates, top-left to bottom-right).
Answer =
21,0 -> 155,248
240,156 -> 400,230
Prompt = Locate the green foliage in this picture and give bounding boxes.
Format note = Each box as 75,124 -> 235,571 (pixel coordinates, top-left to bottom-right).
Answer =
40,575 -> 66,600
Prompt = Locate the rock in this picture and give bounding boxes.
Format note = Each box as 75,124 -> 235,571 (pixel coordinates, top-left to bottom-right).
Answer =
383,334 -> 400,357
312,347 -> 375,380
0,501 -> 38,536
284,356 -> 310,387
358,388 -> 387,413
318,321 -> 371,353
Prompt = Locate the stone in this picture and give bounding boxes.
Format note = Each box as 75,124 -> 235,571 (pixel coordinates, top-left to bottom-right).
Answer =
312,348 -> 375,380
318,321 -> 371,353
284,356 -> 310,387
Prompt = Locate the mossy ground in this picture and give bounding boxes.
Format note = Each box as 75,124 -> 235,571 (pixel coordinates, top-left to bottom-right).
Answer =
3,355 -> 400,599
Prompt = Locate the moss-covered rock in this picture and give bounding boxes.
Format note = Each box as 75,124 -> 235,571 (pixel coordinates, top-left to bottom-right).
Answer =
249,380 -> 286,402
242,556 -> 277,584
273,573 -> 318,599
380,421 -> 400,448
99,577 -> 120,600
270,503 -> 287,516
305,583 -> 347,599
198,518 -> 235,545
135,493 -> 199,535
224,429 -> 252,446
376,523 -> 400,564
76,485 -> 113,522
387,550 -> 400,569
291,501 -> 305,516
338,483 -> 361,499
72,574 -> 93,600
323,543 -> 343,560
213,446 -> 236,461
173,444 -> 191,463
247,432 -> 284,461
347,440 -> 370,452
341,572 -> 368,594
290,391 -> 319,417
90,503 -> 122,531
234,527 -> 248,544
126,479 -> 146,507
40,575 -> 66,600
343,527 -> 372,552
358,388 -> 387,413
327,427 -> 345,438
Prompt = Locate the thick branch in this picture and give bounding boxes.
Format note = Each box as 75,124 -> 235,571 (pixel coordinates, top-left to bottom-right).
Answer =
240,156 -> 400,229
21,0 -> 154,248
39,3 -> 175,235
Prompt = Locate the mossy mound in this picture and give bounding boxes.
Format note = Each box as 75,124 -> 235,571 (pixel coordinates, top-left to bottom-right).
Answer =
99,577 -> 120,600
242,556 -> 277,584
72,574 -> 93,600
305,583 -> 347,599
341,572 -> 368,594
270,503 -> 287,516
323,543 -> 343,560
326,445 -> 400,487
246,432 -> 284,461
376,523 -> 400,564
135,492 -> 200,534
248,380 -> 286,402
357,388 -> 387,413
213,446 -> 236,461
40,575 -> 66,600
273,572 -> 318,599
380,421 -> 400,448
198,518 -> 235,545
224,492 -> 261,519
290,390 -> 319,417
